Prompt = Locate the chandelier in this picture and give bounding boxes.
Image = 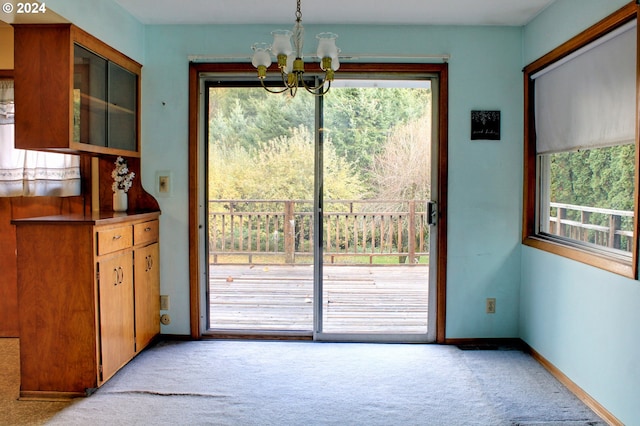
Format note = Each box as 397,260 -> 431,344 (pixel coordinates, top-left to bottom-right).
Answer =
251,0 -> 340,97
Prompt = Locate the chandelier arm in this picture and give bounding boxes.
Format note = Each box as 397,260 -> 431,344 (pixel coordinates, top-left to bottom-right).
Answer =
301,77 -> 331,96
301,80 -> 325,91
259,78 -> 292,94
320,81 -> 331,95
307,81 -> 331,96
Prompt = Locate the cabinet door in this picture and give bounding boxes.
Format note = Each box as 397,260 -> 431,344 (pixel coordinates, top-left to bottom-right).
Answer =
73,43 -> 138,152
73,44 -> 108,147
134,243 -> 160,351
108,62 -> 138,152
98,252 -> 135,382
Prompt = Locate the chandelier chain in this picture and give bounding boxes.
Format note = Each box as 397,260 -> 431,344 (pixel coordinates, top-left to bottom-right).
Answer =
296,0 -> 302,22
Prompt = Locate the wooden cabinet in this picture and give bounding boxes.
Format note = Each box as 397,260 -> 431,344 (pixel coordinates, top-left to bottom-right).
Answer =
134,243 -> 160,350
133,219 -> 160,350
13,212 -> 160,399
98,250 -> 136,382
13,24 -> 141,156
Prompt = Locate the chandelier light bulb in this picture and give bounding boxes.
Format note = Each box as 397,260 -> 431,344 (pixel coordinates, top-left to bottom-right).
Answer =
251,43 -> 272,78
316,32 -> 339,59
271,30 -> 293,56
317,33 -> 340,73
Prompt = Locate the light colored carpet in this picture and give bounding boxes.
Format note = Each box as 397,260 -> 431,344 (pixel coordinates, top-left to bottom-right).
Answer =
47,340 -> 604,426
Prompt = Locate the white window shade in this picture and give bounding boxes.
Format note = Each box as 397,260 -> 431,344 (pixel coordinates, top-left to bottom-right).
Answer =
534,21 -> 637,154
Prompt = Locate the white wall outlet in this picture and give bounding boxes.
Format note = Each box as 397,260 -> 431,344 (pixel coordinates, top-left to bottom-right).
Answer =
160,295 -> 170,311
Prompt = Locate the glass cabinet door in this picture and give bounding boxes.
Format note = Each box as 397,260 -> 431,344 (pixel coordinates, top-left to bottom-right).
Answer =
73,44 -> 138,152
73,44 -> 107,147
108,62 -> 137,152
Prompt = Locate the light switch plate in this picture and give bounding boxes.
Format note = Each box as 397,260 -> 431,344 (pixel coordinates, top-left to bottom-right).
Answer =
155,170 -> 172,196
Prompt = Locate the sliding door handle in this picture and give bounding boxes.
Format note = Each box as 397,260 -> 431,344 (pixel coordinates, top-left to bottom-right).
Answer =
427,201 -> 437,226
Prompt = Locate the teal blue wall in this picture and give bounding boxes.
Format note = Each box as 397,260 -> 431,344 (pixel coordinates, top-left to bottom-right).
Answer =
141,23 -> 525,339
521,1 -> 639,424
442,25 -> 523,338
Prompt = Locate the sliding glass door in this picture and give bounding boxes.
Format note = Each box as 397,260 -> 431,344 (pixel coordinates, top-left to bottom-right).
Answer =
206,84 -> 315,335
205,73 -> 438,342
315,78 -> 435,342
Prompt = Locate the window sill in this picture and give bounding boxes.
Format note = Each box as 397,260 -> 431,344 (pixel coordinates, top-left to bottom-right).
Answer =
523,235 -> 636,278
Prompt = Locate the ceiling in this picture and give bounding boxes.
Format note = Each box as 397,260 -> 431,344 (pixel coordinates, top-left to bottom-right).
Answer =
112,0 -> 556,26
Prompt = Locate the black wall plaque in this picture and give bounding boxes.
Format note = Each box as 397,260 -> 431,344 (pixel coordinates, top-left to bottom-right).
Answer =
471,110 -> 501,140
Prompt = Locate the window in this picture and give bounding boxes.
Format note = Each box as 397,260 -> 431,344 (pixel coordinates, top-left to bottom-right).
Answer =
523,5 -> 638,277
0,79 -> 80,197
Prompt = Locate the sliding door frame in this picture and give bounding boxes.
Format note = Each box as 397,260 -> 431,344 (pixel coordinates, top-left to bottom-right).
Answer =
188,62 -> 449,342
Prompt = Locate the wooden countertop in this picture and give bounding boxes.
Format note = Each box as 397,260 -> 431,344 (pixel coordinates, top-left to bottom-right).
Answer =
11,210 -> 160,226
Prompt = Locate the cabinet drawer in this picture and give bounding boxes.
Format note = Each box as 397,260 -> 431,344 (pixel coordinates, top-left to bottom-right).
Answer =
134,220 -> 159,246
97,226 -> 133,256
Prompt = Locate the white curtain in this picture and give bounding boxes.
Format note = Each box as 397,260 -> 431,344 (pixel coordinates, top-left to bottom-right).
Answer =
533,21 -> 637,154
0,79 -> 81,197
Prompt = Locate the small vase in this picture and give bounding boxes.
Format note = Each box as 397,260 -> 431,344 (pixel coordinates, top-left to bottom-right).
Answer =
113,189 -> 128,212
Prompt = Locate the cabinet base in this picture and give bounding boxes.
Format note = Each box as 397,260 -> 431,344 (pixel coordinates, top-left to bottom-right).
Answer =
19,390 -> 89,401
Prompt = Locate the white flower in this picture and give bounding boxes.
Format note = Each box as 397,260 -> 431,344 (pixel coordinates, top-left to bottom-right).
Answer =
112,156 -> 135,193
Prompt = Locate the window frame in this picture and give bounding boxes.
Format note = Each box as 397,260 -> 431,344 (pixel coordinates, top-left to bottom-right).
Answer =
522,2 -> 639,278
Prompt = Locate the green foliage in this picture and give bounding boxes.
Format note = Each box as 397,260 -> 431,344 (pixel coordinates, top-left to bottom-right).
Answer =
208,125 -> 366,202
324,87 -> 431,175
550,144 -> 635,211
208,88 -> 314,151
206,83 -> 434,263
208,85 -> 431,193
549,144 -> 635,250
207,84 -> 433,261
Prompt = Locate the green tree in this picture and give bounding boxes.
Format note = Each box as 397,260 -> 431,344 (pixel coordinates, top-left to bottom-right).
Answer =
209,126 -> 366,202
208,88 -> 313,151
550,144 -> 635,211
324,87 -> 431,175
209,85 -> 431,189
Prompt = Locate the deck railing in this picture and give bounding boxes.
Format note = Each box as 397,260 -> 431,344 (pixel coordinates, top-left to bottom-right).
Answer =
208,199 -> 429,264
548,202 -> 634,252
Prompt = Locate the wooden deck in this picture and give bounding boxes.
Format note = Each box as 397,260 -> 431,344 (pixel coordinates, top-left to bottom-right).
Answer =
209,264 -> 429,334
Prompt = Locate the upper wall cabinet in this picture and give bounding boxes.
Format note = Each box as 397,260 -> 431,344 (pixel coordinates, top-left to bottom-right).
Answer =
13,24 -> 141,157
